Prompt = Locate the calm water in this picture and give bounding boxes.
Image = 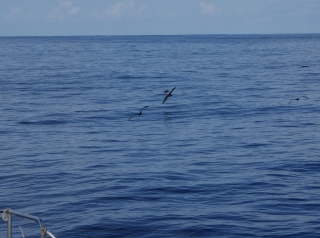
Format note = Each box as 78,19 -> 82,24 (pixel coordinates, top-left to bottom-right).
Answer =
1,34 -> 320,237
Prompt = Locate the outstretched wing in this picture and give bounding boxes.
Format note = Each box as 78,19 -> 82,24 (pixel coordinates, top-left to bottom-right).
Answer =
288,99 -> 294,105
128,114 -> 136,120
162,94 -> 170,104
140,106 -> 149,113
301,96 -> 309,99
169,87 -> 176,94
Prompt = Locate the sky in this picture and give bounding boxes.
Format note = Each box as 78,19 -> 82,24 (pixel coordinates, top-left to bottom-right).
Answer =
1,0 -> 320,36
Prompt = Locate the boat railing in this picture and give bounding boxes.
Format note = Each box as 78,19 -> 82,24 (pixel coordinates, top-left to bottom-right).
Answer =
1,208 -> 55,238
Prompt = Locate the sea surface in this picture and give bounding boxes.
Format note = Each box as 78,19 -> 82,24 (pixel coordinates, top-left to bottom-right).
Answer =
1,34 -> 320,237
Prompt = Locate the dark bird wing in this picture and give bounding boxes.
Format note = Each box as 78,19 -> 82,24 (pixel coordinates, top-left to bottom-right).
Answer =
162,94 -> 170,104
128,114 -> 136,120
169,87 -> 176,94
140,106 -> 148,113
301,96 -> 309,99
288,99 -> 294,105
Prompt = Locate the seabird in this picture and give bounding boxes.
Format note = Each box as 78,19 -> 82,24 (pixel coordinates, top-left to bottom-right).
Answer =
162,87 -> 176,104
128,106 -> 148,120
163,90 -> 169,93
288,96 -> 309,105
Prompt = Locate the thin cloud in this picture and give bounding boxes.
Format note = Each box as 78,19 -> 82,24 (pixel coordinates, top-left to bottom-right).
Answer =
107,0 -> 135,18
5,7 -> 22,20
64,2 -> 79,15
47,1 -> 79,19
200,1 -> 220,15
94,0 -> 146,20
3,7 -> 36,22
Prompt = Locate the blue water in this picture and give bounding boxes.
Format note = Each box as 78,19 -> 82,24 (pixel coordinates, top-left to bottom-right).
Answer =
1,34 -> 320,237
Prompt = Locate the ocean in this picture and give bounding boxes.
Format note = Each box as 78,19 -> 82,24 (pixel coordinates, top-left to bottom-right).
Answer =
1,34 -> 320,237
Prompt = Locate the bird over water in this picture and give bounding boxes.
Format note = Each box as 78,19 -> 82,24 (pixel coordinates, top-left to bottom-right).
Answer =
128,106 -> 148,120
288,96 -> 309,105
162,87 -> 176,104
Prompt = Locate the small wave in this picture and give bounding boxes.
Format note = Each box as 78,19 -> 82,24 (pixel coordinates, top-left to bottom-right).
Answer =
18,120 -> 67,125
242,143 -> 269,148
114,75 -> 145,80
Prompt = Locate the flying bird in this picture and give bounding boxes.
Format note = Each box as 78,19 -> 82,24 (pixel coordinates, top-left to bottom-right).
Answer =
128,106 -> 148,120
288,96 -> 309,105
163,90 -> 170,93
162,87 -> 176,104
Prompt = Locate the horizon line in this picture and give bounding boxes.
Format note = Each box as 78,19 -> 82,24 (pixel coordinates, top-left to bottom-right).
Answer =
1,33 -> 320,38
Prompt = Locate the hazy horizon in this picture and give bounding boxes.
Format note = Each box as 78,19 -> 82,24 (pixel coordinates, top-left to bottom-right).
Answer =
1,0 -> 320,36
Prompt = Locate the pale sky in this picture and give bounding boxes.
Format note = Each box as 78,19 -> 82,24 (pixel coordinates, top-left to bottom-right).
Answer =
1,0 -> 320,36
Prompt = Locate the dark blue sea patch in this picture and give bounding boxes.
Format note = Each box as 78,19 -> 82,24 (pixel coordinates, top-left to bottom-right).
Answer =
18,120 -> 68,125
